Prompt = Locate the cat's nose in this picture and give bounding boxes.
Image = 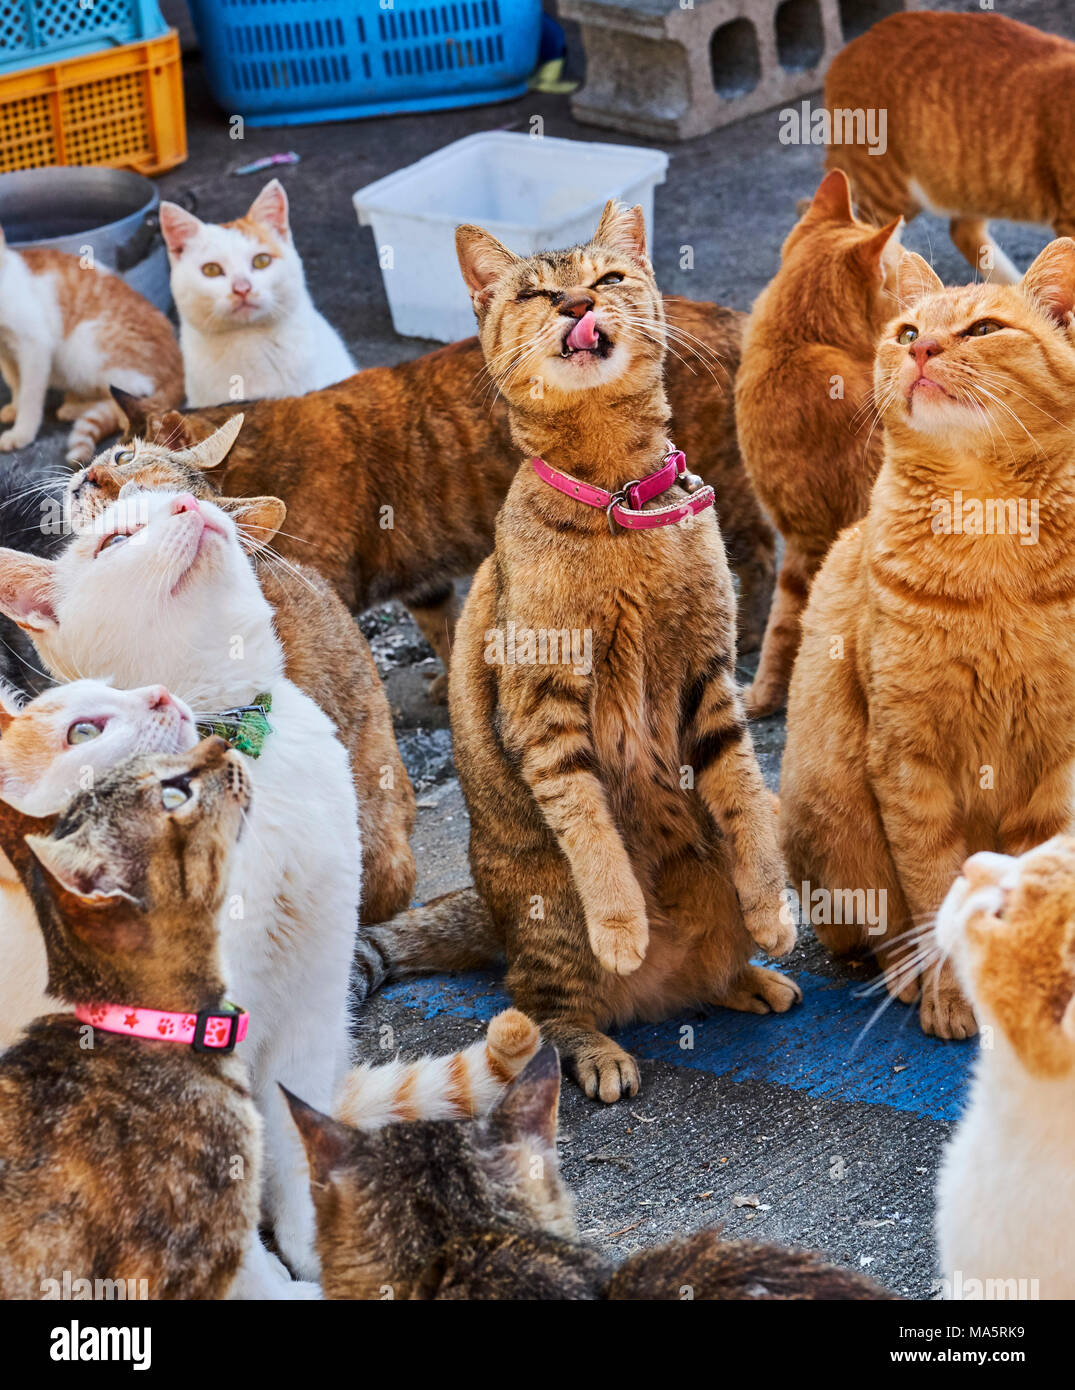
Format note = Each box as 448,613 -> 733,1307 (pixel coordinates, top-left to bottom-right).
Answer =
232,278 -> 252,298
172,493 -> 201,517
558,293 -> 595,319
909,337 -> 942,365
146,686 -> 174,713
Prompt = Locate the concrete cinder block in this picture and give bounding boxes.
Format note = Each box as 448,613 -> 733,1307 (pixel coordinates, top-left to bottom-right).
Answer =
561,0 -> 919,140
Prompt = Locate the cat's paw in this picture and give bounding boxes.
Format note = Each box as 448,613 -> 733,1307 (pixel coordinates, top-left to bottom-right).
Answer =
743,897 -> 797,957
486,1008 -> 541,1080
742,681 -> 785,720
0,403 -> 15,424
573,1039 -> 640,1104
588,911 -> 648,975
920,968 -> 977,1040
64,440 -> 93,466
713,964 -> 802,1015
0,426 -> 34,451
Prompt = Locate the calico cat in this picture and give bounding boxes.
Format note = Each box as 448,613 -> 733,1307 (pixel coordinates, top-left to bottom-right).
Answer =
735,170 -> 904,717
0,738 -> 262,1300
0,228 -> 182,462
0,678 -> 199,1047
68,418 -> 417,924
159,180 -> 354,405
0,486 -> 362,1284
825,12 -> 1075,285
782,240 -> 1075,1039
285,1046 -> 892,1300
104,295 -> 777,677
443,202 -> 797,1105
934,838 -> 1075,1300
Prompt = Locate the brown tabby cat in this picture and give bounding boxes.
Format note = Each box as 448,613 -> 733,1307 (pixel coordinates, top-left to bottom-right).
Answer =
781,239 -> 1075,1039
735,170 -> 904,717
0,738 -> 260,1300
825,12 -> 1075,285
444,202 -> 798,1105
103,298 -> 777,674
285,1046 -> 893,1300
67,419 -> 416,926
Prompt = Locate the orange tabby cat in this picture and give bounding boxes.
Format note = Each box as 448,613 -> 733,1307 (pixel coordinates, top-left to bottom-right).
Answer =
782,239 -> 1075,1038
736,170 -> 903,716
826,12 -> 1075,284
447,202 -> 798,1105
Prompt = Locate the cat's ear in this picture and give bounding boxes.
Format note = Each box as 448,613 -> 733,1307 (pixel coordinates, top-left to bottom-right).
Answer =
25,832 -> 140,909
153,411 -> 194,451
0,551 -> 59,634
247,179 -> 290,240
806,168 -> 855,224
174,414 -> 243,471
280,1085 -> 354,1186
592,201 -> 649,268
1022,238 -> 1075,327
217,495 -> 287,548
109,386 -> 152,439
455,226 -> 520,313
158,201 -> 203,258
893,252 -> 944,311
494,1044 -> 561,1147
856,218 -> 904,285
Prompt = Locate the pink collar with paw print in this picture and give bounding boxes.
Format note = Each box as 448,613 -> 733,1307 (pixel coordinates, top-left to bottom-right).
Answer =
74,1001 -> 249,1052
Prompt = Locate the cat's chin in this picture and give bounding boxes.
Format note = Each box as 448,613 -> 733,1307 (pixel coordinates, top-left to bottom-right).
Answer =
539,342 -> 631,396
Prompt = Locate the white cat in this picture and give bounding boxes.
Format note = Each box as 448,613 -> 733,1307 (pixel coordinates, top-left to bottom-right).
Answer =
158,180 -> 354,406
0,679 -> 198,1046
0,485 -> 361,1294
934,838 -> 1075,1301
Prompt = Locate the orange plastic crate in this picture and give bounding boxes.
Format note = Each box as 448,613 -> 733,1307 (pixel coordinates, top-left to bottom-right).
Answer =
0,30 -> 186,176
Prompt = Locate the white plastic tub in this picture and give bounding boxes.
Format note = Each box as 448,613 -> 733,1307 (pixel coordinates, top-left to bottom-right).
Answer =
353,132 -> 669,343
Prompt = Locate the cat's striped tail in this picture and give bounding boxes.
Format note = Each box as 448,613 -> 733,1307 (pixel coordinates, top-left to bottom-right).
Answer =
333,1008 -> 539,1129
64,398 -> 127,465
363,887 -> 505,980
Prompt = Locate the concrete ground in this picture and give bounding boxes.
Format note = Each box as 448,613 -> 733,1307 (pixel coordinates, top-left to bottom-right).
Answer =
2,0 -> 1071,1300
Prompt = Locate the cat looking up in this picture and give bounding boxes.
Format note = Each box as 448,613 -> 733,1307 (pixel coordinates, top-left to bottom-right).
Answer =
158,180 -> 355,406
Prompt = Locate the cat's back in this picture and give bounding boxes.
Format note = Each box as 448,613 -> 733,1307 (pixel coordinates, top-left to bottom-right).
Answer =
421,1230 -> 609,1300
0,1020 -> 259,1299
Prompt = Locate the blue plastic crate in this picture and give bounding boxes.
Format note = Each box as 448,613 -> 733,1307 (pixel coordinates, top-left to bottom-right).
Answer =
187,0 -> 543,126
0,0 -> 168,76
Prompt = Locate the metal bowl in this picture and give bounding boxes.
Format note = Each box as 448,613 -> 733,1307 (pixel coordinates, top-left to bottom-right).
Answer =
0,166 -> 171,313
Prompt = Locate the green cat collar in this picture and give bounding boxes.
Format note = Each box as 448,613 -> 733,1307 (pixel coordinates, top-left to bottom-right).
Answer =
197,692 -> 273,759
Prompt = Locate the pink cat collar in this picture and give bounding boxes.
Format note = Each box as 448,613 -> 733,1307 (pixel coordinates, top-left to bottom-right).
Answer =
74,1001 -> 249,1052
531,447 -> 715,533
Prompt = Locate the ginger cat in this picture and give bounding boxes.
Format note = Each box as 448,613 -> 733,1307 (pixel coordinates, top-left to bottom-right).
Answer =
105,298 -> 777,679
0,229 -> 182,462
934,838 -> 1075,1301
826,12 -> 1075,285
67,418 -> 416,924
0,739 -> 262,1300
286,1046 -> 892,1301
446,202 -> 798,1105
736,170 -> 904,717
781,239 -> 1075,1039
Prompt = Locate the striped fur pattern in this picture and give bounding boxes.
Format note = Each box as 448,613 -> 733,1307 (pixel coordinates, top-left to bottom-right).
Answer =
782,240 -> 1075,1039
334,1008 -> 540,1129
446,203 -> 799,1105
735,170 -> 904,717
0,230 -> 182,463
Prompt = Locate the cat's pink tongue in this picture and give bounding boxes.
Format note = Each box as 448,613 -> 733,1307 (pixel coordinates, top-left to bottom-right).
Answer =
566,311 -> 600,352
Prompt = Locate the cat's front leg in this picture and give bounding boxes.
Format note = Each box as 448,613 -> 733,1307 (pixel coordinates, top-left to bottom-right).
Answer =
504,665 -> 648,976
686,659 -> 793,957
0,343 -> 49,452
228,1229 -> 321,1301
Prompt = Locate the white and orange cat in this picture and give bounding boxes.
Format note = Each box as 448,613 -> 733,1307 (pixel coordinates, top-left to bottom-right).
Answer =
158,180 -> 354,406
0,229 -> 182,461
935,839 -> 1075,1300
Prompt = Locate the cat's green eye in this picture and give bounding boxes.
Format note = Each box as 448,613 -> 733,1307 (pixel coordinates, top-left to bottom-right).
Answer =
201,262 -> 224,278
67,721 -> 102,745
251,253 -> 272,270
594,272 -> 624,287
966,319 -> 1002,337
161,782 -> 190,810
897,325 -> 919,345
